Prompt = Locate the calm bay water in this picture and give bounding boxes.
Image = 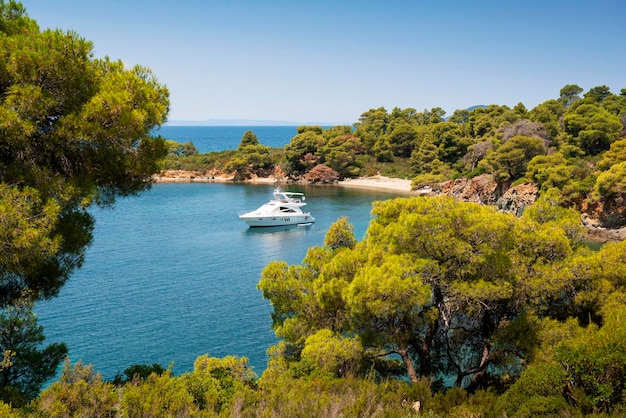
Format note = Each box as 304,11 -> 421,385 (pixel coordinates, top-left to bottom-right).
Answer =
153,125 -> 299,153
35,182 -> 405,380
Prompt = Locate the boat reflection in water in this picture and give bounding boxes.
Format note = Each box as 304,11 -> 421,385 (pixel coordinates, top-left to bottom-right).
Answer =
243,222 -> 317,261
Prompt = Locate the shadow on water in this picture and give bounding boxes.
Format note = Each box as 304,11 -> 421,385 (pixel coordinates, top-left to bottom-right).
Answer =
244,223 -> 314,235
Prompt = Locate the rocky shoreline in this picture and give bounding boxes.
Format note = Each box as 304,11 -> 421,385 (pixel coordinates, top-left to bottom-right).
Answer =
153,170 -> 625,243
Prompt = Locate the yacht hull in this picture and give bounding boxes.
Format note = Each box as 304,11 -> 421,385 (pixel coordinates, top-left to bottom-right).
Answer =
239,214 -> 315,227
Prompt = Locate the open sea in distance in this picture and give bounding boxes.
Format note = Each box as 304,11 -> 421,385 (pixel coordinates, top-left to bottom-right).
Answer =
35,126 -> 404,381
152,125 -> 301,153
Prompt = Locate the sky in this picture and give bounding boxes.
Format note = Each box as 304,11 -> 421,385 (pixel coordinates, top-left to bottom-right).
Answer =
20,0 -> 626,125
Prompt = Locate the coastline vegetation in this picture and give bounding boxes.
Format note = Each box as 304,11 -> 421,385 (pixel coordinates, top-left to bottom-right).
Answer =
1,1 -> 626,416
161,88 -> 626,230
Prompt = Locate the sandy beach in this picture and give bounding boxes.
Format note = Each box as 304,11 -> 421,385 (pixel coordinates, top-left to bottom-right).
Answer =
154,171 -> 416,194
337,175 -> 414,193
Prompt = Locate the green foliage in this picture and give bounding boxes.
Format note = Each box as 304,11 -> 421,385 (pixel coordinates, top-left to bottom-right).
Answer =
597,138 -> 626,171
297,125 -> 324,135
481,135 -> 546,180
374,144 -> 394,162
387,123 -> 418,157
0,401 -> 19,418
300,330 -> 363,378
238,129 -> 259,149
6,5 -> 626,415
260,196 -> 584,392
561,241 -> 626,325
411,172 -> 449,188
112,362 -> 166,385
0,4 -> 172,411
323,216 -> 356,250
161,149 -> 237,172
181,354 -> 257,414
414,160 -> 456,187
166,139 -> 198,156
328,135 -> 362,171
526,153 -> 594,205
239,143 -> 273,169
319,132 -> 363,178
214,130 -> 275,178
554,304 -> 626,414
430,121 -> 471,164
37,359 -> 117,417
448,108 -> 470,124
223,156 -> 251,180
0,298 -> 68,407
468,104 -> 522,139
0,185 -> 64,305
0,5 -> 169,308
283,126 -> 367,178
0,1 -> 36,35
520,189 -> 586,246
353,107 -> 390,152
32,354 -> 259,416
584,85 -> 613,103
593,161 -> 626,200
528,98 -> 566,139
183,140 -> 199,156
495,362 -> 569,416
21,239 -> 626,417
120,369 -> 199,417
409,133 -> 439,174
560,83 -> 584,108
256,376 -> 421,418
157,82 -> 624,199
563,99 -> 622,155
284,129 -> 323,174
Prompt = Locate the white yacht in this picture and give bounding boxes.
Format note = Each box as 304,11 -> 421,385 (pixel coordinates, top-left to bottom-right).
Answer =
238,188 -> 315,227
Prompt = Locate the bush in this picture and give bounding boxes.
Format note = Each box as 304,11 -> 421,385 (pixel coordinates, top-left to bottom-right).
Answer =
495,362 -> 567,415
120,370 -> 198,417
305,164 -> 340,183
37,360 -> 118,417
594,161 -> 626,200
112,362 -> 166,385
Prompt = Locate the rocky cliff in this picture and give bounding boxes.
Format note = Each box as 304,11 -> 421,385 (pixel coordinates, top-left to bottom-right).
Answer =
429,174 -> 625,242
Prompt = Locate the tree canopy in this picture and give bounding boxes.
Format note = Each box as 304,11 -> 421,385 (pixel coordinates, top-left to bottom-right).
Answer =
0,1 -> 169,308
258,195 -> 590,391
0,0 -> 169,403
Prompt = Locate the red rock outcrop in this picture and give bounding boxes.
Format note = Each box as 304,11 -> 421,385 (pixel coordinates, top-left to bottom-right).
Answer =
434,174 -> 504,206
496,183 -> 539,216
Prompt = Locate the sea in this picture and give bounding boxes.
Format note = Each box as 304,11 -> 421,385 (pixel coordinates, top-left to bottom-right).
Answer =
35,126 -> 405,382
152,125 -> 301,152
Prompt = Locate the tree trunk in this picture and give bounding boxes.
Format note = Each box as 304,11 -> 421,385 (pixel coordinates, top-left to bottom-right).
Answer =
398,347 -> 420,384
411,322 -> 437,378
463,343 -> 491,393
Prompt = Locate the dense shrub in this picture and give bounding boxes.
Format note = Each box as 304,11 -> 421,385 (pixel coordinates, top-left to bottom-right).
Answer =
305,164 -> 340,183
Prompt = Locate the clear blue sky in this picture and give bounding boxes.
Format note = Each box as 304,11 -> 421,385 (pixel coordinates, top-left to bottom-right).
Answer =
21,0 -> 626,125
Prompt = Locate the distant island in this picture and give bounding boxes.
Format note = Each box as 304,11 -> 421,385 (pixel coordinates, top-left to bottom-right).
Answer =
165,118 -> 345,126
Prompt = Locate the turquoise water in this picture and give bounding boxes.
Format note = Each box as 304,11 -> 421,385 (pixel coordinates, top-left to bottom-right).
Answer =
154,125 -> 299,153
35,183 -> 405,380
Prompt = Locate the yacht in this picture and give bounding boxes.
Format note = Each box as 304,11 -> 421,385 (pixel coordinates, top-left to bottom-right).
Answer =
238,188 -> 315,227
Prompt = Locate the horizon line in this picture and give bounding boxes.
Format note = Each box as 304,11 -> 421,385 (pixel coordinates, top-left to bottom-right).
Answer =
163,118 -> 352,127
